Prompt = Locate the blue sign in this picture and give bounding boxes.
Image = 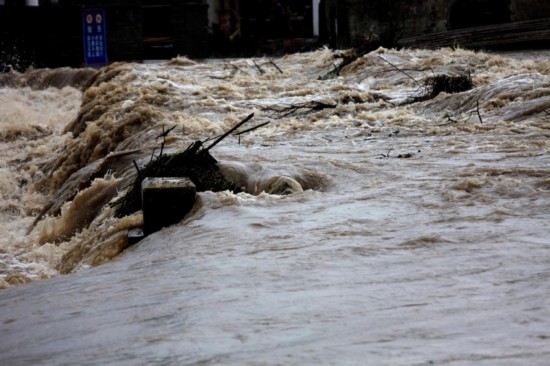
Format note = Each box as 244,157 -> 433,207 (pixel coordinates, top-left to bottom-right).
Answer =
83,9 -> 108,66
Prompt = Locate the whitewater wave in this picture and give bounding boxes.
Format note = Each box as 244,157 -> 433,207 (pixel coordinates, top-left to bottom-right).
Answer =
1,47 -> 549,289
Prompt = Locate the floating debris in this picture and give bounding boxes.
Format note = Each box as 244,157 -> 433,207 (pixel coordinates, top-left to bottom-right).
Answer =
407,73 -> 473,104
113,140 -> 241,218
112,114 -> 260,218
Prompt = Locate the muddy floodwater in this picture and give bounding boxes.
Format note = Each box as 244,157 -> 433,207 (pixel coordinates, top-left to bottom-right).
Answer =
1,47 -> 549,365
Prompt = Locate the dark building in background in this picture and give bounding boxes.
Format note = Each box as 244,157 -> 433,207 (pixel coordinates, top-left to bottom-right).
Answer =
0,0 -> 209,70
319,0 -> 550,50
1,0 -> 549,70
206,0 -> 315,56
0,0 -> 316,69
142,0 -> 208,60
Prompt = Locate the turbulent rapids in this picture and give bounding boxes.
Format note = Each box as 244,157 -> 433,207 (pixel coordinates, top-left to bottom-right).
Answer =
0,47 -> 549,364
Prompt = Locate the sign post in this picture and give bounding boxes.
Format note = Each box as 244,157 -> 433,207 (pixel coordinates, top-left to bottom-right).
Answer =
82,9 -> 108,66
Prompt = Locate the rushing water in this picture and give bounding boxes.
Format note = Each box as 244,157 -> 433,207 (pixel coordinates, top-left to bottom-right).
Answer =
1,47 -> 549,365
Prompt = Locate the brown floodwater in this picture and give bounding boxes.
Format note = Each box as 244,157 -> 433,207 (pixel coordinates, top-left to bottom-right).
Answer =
1,47 -> 549,364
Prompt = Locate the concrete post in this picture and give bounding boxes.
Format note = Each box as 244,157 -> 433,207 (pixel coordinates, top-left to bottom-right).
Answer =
141,177 -> 196,236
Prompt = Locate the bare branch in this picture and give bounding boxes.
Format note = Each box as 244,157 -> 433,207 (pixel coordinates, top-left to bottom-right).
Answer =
378,55 -> 419,84
476,100 -> 484,123
205,113 -> 255,151
235,121 -> 271,135
269,58 -> 283,73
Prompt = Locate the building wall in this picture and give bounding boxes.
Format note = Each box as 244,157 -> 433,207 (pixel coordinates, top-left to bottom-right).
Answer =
320,0 -> 550,49
171,0 -> 209,58
0,6 -> 84,69
2,0 -> 548,69
205,0 -> 315,56
510,0 -> 550,21
0,0 -> 209,69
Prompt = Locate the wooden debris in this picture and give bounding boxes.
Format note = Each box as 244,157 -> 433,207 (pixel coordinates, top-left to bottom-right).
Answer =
405,73 -> 473,104
378,56 -> 419,84
112,113 -> 261,218
319,33 -> 381,80
253,60 -> 265,74
113,141 -> 239,218
234,121 -> 271,136
476,100 -> 484,123
269,58 -> 283,73
261,100 -> 337,119
205,113 -> 255,151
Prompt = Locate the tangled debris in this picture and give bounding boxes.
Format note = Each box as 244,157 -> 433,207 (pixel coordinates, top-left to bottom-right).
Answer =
112,141 -> 241,218
406,73 -> 473,104
261,100 -> 337,119
319,33 -> 381,80
111,114 -> 265,218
